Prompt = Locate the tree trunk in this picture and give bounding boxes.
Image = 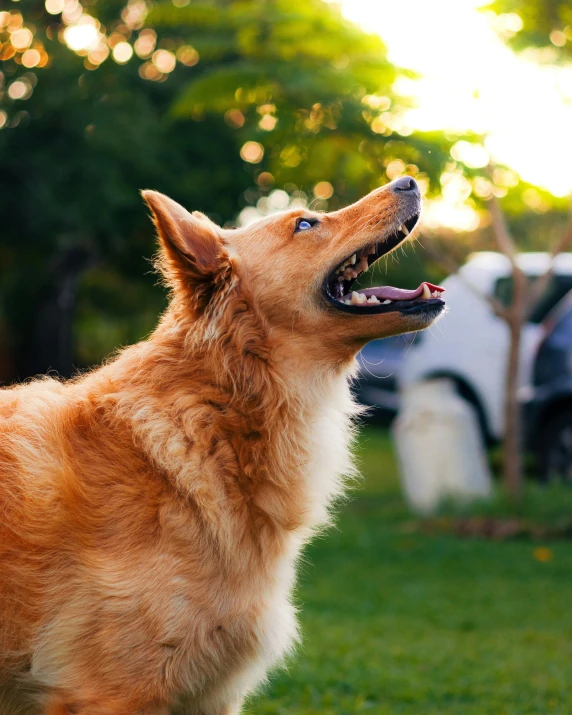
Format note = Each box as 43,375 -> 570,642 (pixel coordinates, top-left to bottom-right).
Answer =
25,246 -> 92,380
503,266 -> 526,500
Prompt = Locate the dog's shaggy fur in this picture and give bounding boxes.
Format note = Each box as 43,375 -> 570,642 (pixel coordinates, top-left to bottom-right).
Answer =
0,181 -> 443,714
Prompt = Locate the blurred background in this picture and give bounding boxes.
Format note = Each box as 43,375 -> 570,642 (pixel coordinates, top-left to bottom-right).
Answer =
3,0 -> 572,711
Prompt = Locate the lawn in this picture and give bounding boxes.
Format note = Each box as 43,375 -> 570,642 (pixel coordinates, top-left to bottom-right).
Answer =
249,427 -> 572,715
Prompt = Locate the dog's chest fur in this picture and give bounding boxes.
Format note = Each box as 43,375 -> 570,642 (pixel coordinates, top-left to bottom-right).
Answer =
104,368 -> 356,704
170,374 -> 354,689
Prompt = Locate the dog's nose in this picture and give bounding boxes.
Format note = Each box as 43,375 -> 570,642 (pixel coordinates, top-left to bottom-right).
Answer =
391,176 -> 419,195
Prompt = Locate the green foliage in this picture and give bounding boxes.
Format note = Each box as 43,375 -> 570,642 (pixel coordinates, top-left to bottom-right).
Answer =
156,0 -> 453,202
0,26 -> 251,376
250,427 -> 572,714
485,0 -> 572,60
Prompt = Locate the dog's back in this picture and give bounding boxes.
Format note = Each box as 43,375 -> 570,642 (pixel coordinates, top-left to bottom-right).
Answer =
0,375 -> 183,713
0,379 -> 73,708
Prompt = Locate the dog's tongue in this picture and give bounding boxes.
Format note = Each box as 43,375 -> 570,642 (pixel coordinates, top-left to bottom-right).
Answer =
346,282 -> 444,301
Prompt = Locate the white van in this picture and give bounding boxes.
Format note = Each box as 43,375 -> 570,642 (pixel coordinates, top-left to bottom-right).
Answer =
399,252 -> 572,441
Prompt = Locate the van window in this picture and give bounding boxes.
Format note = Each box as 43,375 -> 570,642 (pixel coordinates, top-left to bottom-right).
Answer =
493,275 -> 572,324
552,308 -> 572,346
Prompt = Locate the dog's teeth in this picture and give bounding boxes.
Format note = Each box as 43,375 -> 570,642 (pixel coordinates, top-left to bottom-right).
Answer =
382,299 -> 392,305
350,254 -> 357,265
401,224 -> 410,236
422,283 -> 431,300
366,295 -> 380,304
432,290 -> 440,298
344,299 -> 351,304
358,257 -> 369,273
344,268 -> 358,280
368,246 -> 376,255
337,275 -> 345,282
350,291 -> 367,305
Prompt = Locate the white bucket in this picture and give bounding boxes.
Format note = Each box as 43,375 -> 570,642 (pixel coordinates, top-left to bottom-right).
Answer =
393,379 -> 492,514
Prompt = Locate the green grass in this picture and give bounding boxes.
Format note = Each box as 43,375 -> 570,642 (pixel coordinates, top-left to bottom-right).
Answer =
249,427 -> 572,715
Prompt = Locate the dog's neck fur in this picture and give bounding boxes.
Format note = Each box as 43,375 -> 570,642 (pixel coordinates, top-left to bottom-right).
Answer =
90,296 -> 359,568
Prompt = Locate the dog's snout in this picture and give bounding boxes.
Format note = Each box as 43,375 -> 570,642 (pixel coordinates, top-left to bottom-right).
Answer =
391,176 -> 419,195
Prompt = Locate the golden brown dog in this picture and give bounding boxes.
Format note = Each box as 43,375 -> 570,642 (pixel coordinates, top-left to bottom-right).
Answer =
0,176 -> 444,714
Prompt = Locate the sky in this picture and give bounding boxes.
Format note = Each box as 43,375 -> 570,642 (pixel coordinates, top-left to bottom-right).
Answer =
340,0 -> 572,199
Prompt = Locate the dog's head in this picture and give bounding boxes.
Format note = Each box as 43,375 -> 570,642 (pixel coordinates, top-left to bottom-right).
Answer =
143,177 -> 445,361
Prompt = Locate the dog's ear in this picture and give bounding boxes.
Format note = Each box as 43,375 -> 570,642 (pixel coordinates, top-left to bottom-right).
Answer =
142,190 -> 230,302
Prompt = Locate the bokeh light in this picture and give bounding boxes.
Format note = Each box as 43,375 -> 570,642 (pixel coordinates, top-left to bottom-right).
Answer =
257,172 -> 274,187
267,189 -> 289,210
134,29 -> 156,59
386,160 -> 406,180
88,45 -> 109,65
45,0 -> 65,14
7,12 -> 23,31
258,114 -> 277,131
313,182 -> 334,199
240,141 -> 264,164
224,109 -> 245,128
62,1 -> 83,25
22,49 -> 41,68
112,42 -> 133,64
176,45 -> 199,66
121,0 -> 148,30
550,30 -> 567,48
10,28 -> 33,50
8,81 -> 29,100
237,187 -> 310,227
152,49 -> 176,73
138,61 -> 163,81
64,22 -> 99,52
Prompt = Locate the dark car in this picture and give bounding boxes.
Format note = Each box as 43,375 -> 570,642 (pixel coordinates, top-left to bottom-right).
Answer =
353,332 -> 417,419
526,291 -> 572,481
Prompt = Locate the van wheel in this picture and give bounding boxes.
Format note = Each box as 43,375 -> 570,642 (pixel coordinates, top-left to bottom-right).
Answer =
538,409 -> 572,483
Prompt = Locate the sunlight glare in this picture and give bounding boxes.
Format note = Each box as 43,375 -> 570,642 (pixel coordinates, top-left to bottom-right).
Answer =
341,0 -> 572,197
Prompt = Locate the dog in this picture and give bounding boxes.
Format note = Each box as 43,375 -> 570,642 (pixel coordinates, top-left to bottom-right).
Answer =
0,176 -> 444,714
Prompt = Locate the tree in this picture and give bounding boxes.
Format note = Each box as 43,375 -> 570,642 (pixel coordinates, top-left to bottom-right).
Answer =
469,0 -> 572,495
0,1 -> 255,379
429,169 -> 572,500
487,195 -> 572,497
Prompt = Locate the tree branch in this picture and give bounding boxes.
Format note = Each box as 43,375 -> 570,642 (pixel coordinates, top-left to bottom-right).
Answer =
488,195 -> 517,266
526,198 -> 572,317
424,241 -> 510,321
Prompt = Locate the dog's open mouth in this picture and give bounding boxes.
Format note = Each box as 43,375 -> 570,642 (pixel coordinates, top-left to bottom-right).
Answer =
324,212 -> 445,314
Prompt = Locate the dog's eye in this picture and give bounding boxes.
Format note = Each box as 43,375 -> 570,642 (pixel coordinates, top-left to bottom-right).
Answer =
295,218 -> 318,233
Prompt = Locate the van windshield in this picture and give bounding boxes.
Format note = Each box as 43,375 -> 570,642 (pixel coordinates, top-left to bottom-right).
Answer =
494,275 -> 572,324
